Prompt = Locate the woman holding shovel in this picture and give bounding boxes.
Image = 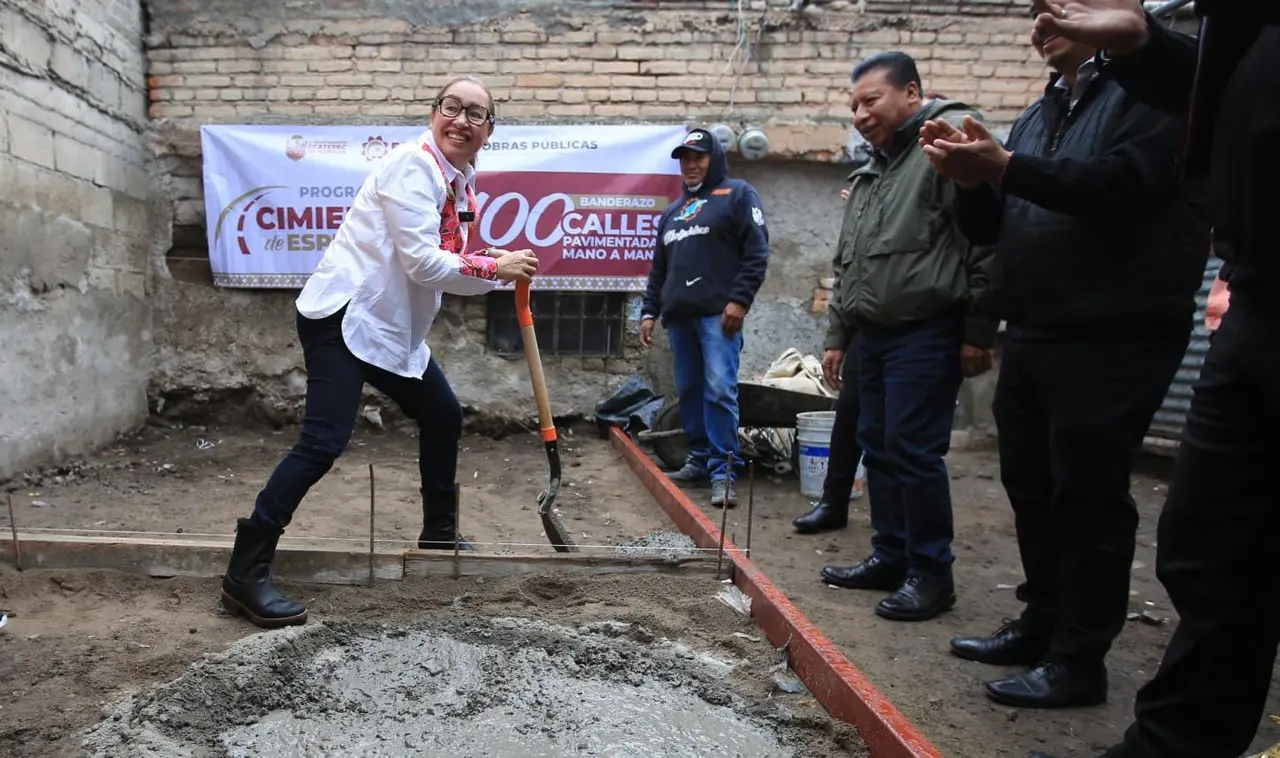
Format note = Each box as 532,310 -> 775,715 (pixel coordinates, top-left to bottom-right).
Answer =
220,75 -> 539,630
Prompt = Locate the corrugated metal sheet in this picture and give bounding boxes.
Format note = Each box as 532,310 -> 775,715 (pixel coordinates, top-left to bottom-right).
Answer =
1148,256 -> 1223,440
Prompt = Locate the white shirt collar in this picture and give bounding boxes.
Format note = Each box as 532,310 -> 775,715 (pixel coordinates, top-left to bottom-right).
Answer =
1053,56 -> 1099,108
421,130 -> 478,188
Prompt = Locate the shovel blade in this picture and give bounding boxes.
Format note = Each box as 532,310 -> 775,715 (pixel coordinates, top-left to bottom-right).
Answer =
538,440 -> 577,553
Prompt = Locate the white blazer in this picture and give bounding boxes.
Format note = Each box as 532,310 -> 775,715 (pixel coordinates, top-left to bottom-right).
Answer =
295,131 -> 498,378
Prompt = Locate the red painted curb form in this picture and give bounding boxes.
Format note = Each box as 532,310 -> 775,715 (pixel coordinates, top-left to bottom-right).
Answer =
609,426 -> 943,758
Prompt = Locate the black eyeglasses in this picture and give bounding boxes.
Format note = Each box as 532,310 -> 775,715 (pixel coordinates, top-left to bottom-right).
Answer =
436,95 -> 494,126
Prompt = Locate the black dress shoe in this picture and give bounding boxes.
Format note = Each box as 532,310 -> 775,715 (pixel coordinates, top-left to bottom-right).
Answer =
950,618 -> 1049,666
875,573 -> 956,621
984,662 -> 1107,709
793,502 -> 848,534
820,555 -> 906,591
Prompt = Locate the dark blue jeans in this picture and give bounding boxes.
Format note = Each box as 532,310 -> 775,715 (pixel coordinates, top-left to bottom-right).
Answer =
667,314 -> 743,483
856,309 -> 964,576
251,307 -> 463,529
823,333 -> 863,509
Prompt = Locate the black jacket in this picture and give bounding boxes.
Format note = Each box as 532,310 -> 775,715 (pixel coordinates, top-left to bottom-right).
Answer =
641,134 -> 770,322
956,71 -> 1211,332
1101,7 -> 1280,315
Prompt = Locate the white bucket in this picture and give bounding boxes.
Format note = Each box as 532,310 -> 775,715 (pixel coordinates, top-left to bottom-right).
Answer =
795,411 -> 836,499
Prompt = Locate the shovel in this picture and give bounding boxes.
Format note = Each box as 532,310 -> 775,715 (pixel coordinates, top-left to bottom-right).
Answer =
515,279 -> 578,553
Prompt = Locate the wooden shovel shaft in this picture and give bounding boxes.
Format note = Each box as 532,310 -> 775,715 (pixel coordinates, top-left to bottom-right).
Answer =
515,281 -> 556,443
520,324 -> 556,440
515,280 -> 576,552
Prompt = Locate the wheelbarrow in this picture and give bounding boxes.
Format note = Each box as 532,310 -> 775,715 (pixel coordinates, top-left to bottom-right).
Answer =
638,380 -> 837,472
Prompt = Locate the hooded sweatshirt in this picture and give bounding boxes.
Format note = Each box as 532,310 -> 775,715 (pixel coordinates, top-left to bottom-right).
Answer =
640,131 -> 770,323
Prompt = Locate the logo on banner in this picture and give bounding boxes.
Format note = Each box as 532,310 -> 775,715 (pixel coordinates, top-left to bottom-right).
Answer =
284,134 -> 348,161
361,136 -> 404,162
285,136 -> 307,161
362,136 -> 389,161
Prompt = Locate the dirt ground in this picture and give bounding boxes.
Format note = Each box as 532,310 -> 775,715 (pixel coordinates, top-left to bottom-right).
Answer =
670,441 -> 1280,758
4,420 -> 669,552
4,422 -> 1279,757
0,420 -> 862,758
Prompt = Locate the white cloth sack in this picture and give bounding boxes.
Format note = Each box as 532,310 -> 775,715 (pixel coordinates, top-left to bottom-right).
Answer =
756,348 -> 837,398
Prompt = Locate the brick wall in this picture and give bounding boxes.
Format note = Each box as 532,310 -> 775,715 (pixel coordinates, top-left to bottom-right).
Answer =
145,0 -> 1048,141
0,0 -> 152,477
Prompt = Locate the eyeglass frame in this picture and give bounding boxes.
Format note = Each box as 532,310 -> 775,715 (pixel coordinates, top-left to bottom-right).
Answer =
434,94 -> 496,127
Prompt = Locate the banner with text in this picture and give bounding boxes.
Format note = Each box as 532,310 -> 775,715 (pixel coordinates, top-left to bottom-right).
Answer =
200,124 -> 688,291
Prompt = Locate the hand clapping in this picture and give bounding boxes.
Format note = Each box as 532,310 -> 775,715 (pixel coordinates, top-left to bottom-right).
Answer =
1029,0 -> 1151,55
918,116 -> 1012,189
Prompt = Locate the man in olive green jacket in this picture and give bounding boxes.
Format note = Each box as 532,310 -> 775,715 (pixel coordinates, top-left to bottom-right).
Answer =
819,52 -> 996,622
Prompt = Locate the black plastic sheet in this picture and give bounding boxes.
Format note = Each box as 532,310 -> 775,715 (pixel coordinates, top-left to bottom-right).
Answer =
594,374 -> 666,432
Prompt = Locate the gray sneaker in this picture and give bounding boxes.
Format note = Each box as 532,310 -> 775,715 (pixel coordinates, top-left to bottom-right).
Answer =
667,463 -> 709,484
710,479 -> 737,508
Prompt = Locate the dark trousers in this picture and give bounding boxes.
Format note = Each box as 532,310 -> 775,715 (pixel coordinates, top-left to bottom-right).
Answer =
822,334 -> 863,509
1107,302 -> 1280,758
857,309 -> 964,576
995,326 -> 1188,668
251,308 -> 463,529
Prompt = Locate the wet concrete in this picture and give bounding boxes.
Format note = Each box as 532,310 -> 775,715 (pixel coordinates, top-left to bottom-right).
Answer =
81,617 -> 856,757
612,531 -> 700,561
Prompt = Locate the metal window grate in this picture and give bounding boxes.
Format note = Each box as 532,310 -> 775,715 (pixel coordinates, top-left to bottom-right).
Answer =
486,291 -> 626,357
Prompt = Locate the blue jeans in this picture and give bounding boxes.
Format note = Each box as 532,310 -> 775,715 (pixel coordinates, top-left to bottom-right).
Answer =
667,315 -> 743,482
857,309 -> 964,576
252,307 -> 463,529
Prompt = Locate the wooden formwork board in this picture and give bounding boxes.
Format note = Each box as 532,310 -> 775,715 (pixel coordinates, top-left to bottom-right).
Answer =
0,533 -> 720,586
2,533 -> 405,585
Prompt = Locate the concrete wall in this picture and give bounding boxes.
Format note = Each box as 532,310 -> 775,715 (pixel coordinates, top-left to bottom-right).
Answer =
143,0 -> 1043,423
0,0 -> 152,478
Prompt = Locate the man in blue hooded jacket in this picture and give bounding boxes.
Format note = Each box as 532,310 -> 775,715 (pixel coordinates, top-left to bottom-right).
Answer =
640,128 -> 771,508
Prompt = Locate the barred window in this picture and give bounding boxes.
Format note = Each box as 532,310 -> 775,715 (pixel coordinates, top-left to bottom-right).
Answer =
485,291 -> 626,357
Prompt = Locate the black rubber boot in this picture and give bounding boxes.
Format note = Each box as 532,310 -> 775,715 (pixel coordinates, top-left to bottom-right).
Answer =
418,486 -> 474,551
221,517 -> 307,629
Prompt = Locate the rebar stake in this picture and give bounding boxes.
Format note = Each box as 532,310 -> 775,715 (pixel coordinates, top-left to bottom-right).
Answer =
715,497 -> 730,580
368,464 -> 376,588
7,492 -> 20,570
746,461 -> 755,560
453,482 -> 462,580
